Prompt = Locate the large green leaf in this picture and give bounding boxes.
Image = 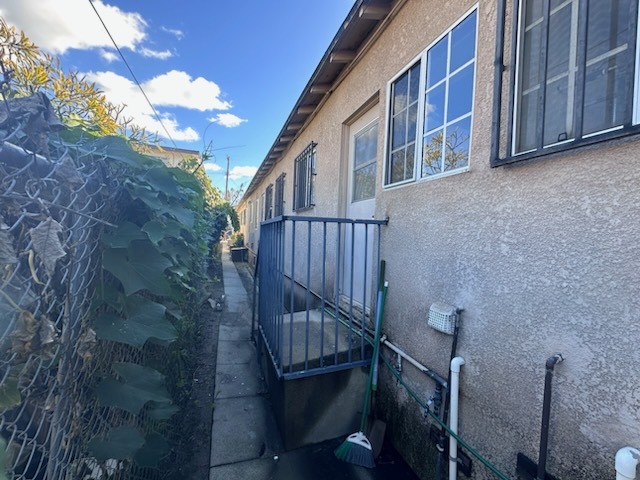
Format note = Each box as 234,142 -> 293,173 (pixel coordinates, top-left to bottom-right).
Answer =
103,221 -> 147,248
134,433 -> 170,468
168,166 -> 203,195
142,219 -> 184,245
92,136 -> 157,169
157,238 -> 192,266
0,376 -> 21,409
95,362 -> 171,414
127,182 -> 195,228
88,426 -> 145,462
141,167 -> 182,198
103,241 -> 172,296
94,295 -> 177,347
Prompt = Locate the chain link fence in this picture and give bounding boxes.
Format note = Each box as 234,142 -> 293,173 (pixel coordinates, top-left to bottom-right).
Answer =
0,94 -> 175,479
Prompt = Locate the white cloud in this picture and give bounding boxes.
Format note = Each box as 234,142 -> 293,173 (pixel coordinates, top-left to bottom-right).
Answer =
229,166 -> 258,180
208,113 -> 248,128
99,49 -> 119,63
85,69 -> 232,141
204,163 -> 223,172
161,26 -> 184,40
139,47 -> 173,60
0,0 -> 147,54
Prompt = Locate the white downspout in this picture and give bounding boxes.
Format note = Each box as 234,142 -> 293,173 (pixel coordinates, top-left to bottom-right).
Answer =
616,447 -> 640,480
449,356 -> 465,480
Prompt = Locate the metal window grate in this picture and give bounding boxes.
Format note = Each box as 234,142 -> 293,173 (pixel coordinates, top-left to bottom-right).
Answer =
274,173 -> 286,216
293,142 -> 316,211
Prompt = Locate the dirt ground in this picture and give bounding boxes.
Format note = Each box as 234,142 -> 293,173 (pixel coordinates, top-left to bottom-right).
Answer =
186,250 -> 224,479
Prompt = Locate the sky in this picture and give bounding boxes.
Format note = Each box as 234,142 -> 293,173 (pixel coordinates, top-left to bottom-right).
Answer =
0,0 -> 355,194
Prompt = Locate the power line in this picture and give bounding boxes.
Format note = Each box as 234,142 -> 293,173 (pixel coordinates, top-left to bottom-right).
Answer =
87,0 -> 179,150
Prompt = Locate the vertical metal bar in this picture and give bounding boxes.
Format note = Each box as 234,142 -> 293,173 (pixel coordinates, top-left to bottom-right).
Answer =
623,0 -> 639,126
278,218 -> 285,373
506,0 -> 521,156
491,0 -> 507,165
572,0 -> 588,140
289,220 -> 296,373
320,222 -> 327,367
361,224 -> 369,359
348,222 -> 355,363
305,221 -> 311,370
535,0 -> 551,149
334,223 -> 341,364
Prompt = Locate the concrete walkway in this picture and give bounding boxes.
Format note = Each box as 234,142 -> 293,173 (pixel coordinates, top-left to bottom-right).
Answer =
209,245 -> 419,480
209,246 -> 282,479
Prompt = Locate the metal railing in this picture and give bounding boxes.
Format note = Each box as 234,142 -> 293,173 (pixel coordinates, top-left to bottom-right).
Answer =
257,215 -> 387,380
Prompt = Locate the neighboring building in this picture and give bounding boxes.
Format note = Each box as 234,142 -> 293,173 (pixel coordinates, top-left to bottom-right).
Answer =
237,1 -> 640,479
142,144 -> 201,167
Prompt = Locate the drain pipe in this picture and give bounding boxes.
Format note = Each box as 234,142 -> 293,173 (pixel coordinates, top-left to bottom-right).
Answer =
537,354 -> 564,480
616,447 -> 640,480
449,356 -> 465,480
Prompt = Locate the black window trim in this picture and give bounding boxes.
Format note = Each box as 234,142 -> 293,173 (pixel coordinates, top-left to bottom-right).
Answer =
492,0 -> 640,167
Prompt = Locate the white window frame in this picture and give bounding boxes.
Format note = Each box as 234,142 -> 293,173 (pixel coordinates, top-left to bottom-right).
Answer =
511,0 -> 640,157
383,6 -> 478,189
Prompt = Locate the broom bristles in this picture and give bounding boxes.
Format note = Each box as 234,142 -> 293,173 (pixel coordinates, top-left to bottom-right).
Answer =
334,431 -> 375,468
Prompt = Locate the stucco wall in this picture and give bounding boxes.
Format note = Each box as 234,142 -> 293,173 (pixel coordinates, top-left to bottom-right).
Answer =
245,1 -> 640,478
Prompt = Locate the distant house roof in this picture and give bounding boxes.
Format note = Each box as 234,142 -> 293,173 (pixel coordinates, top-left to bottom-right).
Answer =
143,144 -> 201,167
242,0 -> 397,201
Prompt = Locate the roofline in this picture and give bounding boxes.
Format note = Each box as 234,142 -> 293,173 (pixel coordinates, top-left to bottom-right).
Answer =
240,0 -> 398,205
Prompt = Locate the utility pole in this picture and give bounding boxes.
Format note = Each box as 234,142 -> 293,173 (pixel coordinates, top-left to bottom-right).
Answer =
224,155 -> 230,201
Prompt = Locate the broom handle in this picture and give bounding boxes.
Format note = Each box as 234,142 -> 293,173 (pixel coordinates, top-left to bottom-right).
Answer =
359,281 -> 388,432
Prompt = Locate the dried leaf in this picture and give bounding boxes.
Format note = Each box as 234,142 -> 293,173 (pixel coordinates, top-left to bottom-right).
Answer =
38,316 -> 59,360
11,311 -> 38,359
30,218 -> 66,276
0,221 -> 17,266
77,328 -> 97,362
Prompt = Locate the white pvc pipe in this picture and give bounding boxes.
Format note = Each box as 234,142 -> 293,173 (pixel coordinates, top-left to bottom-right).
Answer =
616,447 -> 640,480
449,356 -> 465,480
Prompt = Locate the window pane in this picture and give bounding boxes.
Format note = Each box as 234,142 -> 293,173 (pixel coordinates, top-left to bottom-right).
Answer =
355,124 -> 377,168
546,3 -> 572,79
450,11 -> 477,72
409,63 -> 421,103
425,84 -> 446,132
447,65 -> 474,121
408,103 -> 418,143
422,129 -> 443,176
393,73 -> 408,114
390,150 -> 405,184
427,37 -> 448,87
444,117 -> 471,171
544,77 -> 571,145
583,52 -> 628,134
516,91 -> 538,152
521,23 -> 543,91
587,0 -> 630,60
392,113 -> 407,150
405,143 -> 415,179
353,163 -> 376,202
525,0 -> 543,23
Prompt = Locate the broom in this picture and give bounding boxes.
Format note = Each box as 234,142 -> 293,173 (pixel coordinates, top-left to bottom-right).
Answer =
334,279 -> 388,468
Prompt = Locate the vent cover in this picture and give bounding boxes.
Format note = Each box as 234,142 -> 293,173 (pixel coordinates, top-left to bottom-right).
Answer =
428,303 -> 458,335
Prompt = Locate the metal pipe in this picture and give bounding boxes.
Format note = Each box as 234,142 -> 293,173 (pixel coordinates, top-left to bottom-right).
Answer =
380,336 -> 447,388
537,353 -> 564,480
490,0 -> 507,165
449,356 -> 465,480
616,447 -> 640,480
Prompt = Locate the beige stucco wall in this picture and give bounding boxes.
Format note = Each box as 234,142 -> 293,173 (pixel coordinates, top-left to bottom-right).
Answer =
244,1 -> 640,478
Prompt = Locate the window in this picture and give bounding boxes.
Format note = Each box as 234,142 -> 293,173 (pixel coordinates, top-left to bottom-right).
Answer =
274,173 -> 286,216
385,9 -> 477,186
293,142 -> 316,211
353,122 -> 378,201
513,0 -> 638,155
264,184 -> 273,220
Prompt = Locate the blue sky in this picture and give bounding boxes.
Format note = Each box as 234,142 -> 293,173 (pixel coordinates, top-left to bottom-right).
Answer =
0,0 -> 354,193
